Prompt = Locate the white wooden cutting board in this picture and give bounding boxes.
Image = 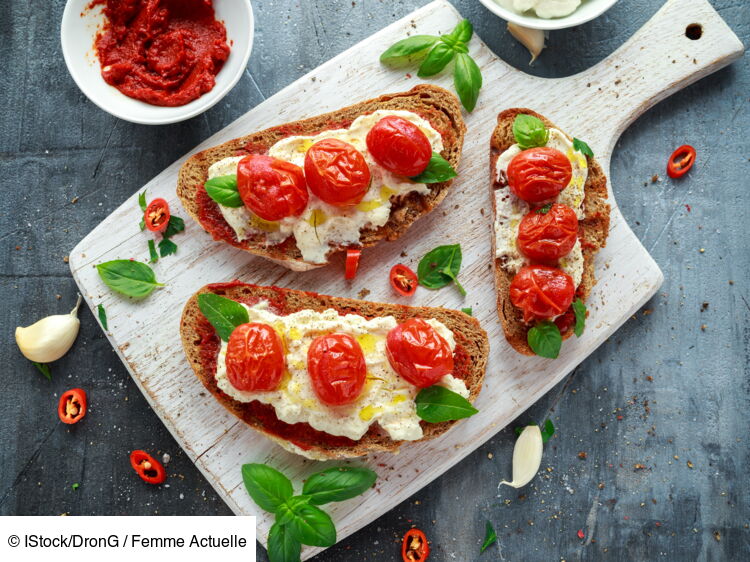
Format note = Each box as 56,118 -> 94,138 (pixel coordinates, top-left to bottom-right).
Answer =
69,0 -> 743,558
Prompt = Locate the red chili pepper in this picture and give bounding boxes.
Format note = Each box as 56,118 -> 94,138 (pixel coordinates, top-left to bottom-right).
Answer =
130,450 -> 166,485
390,264 -> 418,297
577,529 -> 585,539
144,198 -> 171,232
345,248 -> 361,280
58,388 -> 87,425
666,145 -> 696,179
402,528 -> 429,561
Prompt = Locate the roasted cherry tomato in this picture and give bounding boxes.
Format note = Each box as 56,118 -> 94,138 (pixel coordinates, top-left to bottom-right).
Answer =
304,139 -> 371,207
237,154 -> 308,221
517,203 -> 579,263
507,147 -> 572,203
345,248 -> 361,280
666,144 -> 696,179
130,450 -> 166,485
402,528 -> 430,562
554,307 -> 576,335
390,264 -> 418,297
144,198 -> 170,232
307,333 -> 366,406
58,388 -> 87,425
366,115 -> 432,177
509,265 -> 575,324
225,323 -> 285,392
386,318 -> 453,388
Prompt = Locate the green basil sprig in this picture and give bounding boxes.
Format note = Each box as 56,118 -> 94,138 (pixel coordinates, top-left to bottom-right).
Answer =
512,114 -> 549,150
97,304 -> 108,331
572,298 -> 586,337
410,152 -> 457,184
481,520 -> 497,553
97,260 -> 163,298
527,320 -> 561,358
243,463 -> 377,562
197,293 -> 249,341
415,385 -> 478,423
417,244 -> 466,296
573,138 -> 594,157
381,20 -> 483,112
205,175 -> 243,208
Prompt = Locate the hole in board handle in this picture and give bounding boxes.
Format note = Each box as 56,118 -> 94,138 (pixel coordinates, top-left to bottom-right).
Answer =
685,23 -> 703,40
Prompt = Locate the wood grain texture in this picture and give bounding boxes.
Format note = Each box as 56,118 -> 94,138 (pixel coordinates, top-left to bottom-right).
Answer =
65,0 -> 743,558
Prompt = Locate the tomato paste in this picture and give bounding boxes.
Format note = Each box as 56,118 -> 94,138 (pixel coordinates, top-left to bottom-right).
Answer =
93,0 -> 230,107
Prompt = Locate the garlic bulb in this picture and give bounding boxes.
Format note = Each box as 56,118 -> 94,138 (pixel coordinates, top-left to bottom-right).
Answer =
500,424 -> 543,488
508,23 -> 546,64
15,294 -> 82,363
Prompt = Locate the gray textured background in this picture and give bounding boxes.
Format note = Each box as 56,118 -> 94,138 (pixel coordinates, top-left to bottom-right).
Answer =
1,0 -> 748,560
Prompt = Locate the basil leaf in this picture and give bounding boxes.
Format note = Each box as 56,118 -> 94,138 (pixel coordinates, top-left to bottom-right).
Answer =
573,137 -> 594,158
572,298 -> 586,337
415,385 -> 478,423
527,321 -> 562,358
540,418 -> 555,443
198,293 -> 249,341
512,114 -> 549,149
241,463 -> 293,514
461,307 -> 473,316
445,19 -> 473,44
276,496 -> 311,526
283,500 -> 336,547
32,361 -> 51,381
481,520 -> 497,553
410,152 -> 457,184
302,467 -> 377,505
163,215 -> 185,239
453,52 -> 482,112
380,35 -> 439,64
267,522 -> 301,562
417,244 -> 465,295
97,304 -> 108,331
147,239 -> 158,263
158,238 -> 178,258
417,43 -> 455,77
138,191 -> 147,212
205,175 -> 243,208
536,203 -> 552,215
96,260 -> 163,298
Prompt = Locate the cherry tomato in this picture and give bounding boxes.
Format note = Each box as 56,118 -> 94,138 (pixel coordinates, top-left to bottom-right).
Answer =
554,307 -> 576,335
366,115 -> 432,177
402,528 -> 430,561
58,388 -> 87,425
130,450 -> 166,485
144,198 -> 170,232
666,144 -> 696,179
390,264 -> 418,297
304,139 -> 371,207
517,203 -> 579,263
386,318 -> 453,388
307,333 -> 366,406
225,323 -> 285,392
237,154 -> 308,221
509,265 -> 575,324
345,248 -> 361,280
507,147 -> 572,203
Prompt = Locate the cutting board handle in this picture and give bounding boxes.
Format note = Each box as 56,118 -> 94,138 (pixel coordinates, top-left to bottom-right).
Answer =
577,0 -> 744,160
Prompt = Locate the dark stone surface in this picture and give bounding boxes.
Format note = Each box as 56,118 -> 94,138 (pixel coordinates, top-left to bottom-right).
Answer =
1,0 -> 748,560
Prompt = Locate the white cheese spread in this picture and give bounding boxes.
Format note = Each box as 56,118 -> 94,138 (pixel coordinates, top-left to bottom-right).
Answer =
495,0 -> 581,18
208,110 -> 444,264
214,301 -> 469,443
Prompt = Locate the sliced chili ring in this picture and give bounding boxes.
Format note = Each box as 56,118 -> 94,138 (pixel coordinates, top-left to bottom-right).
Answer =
666,145 -> 696,179
130,450 -> 166,485
402,528 -> 430,561
58,388 -> 87,425
390,264 -> 418,297
144,198 -> 171,232
345,248 -> 361,280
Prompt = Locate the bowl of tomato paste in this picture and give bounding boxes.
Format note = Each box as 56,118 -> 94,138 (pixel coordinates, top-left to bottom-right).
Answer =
61,0 -> 254,125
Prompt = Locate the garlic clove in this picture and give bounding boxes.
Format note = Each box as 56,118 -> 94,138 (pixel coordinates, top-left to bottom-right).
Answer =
15,294 -> 82,363
499,424 -> 543,488
507,23 -> 546,65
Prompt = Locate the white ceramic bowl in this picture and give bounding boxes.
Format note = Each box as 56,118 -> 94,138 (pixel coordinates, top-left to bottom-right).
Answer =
60,0 -> 254,125
478,0 -> 618,31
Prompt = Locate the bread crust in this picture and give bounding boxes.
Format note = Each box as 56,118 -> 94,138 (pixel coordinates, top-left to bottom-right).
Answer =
180,282 -> 489,459
489,108 -> 610,355
177,85 -> 466,271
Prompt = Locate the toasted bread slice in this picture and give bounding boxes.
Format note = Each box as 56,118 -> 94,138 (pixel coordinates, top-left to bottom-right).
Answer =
177,85 -> 466,272
180,281 -> 488,459
490,108 -> 611,355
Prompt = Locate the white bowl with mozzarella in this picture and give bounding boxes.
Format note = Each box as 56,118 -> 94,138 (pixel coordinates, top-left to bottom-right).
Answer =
478,0 -> 619,30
